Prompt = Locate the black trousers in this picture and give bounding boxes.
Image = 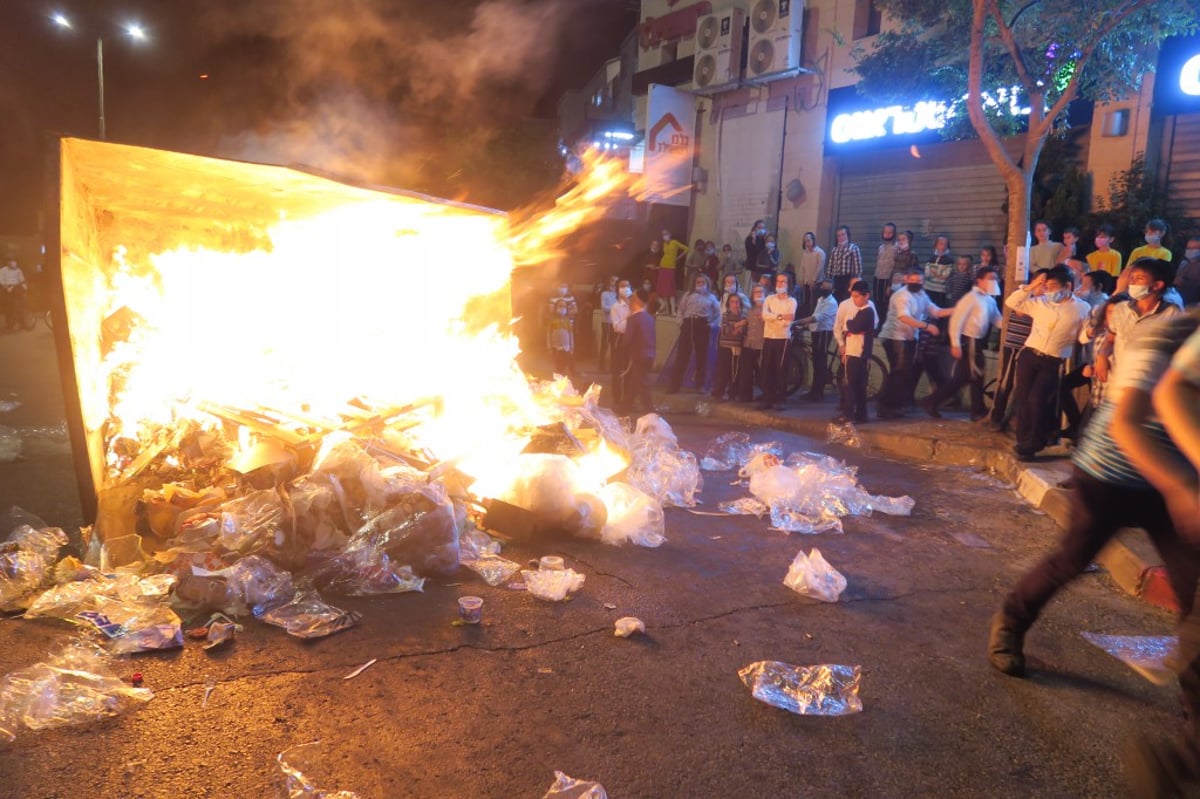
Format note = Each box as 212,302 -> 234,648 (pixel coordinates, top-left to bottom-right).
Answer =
1014,348 -> 1063,456
831,274 -> 854,302
760,338 -> 789,404
806,330 -> 833,398
842,354 -> 870,421
618,355 -> 653,413
712,347 -> 739,399
598,322 -> 613,368
609,333 -> 627,408
873,278 -> 892,327
927,336 -> 988,416
880,338 -> 917,411
988,344 -> 1022,426
1059,365 -> 1091,436
737,347 -> 762,401
669,317 -> 711,391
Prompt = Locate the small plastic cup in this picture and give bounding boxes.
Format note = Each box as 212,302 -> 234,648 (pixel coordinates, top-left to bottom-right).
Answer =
539,555 -> 565,571
458,596 -> 483,624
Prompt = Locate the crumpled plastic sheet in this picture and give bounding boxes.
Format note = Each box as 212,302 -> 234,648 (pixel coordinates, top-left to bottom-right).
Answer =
278,741 -> 363,799
701,433 -> 784,472
742,451 -> 913,533
522,568 -> 585,602
78,596 -> 184,655
738,661 -> 863,716
255,583 -> 360,639
826,421 -> 863,448
0,523 -> 68,610
625,415 -> 702,508
595,482 -> 665,548
614,617 -> 645,638
0,639 -> 153,742
0,425 -> 21,464
219,490 -> 285,555
349,485 -> 460,576
457,528 -> 521,586
25,572 -> 176,620
784,548 -> 847,603
717,498 -> 768,517
542,770 -> 608,799
1081,632 -> 1178,685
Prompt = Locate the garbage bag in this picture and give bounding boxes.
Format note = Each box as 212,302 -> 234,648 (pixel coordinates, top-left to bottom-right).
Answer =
219,490 -> 285,555
277,741 -> 363,799
738,661 -> 862,716
0,525 -> 68,610
542,770 -> 608,799
288,478 -> 352,553
783,548 -> 847,602
348,483 -> 459,577
256,584 -> 360,639
595,482 -> 665,548
632,414 -> 677,448
522,568 -> 585,602
0,639 -> 153,742
625,442 -> 702,509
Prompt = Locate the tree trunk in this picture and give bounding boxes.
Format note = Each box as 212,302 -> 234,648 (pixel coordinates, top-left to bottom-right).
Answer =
1004,172 -> 1032,293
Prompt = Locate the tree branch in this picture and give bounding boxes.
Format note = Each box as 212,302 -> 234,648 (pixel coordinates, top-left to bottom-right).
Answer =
1005,0 -> 1043,29
967,0 -> 1020,178
984,0 -> 1039,95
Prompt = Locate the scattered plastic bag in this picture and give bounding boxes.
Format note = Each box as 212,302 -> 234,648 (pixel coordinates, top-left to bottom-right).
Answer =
0,426 -> 21,464
349,485 -> 460,576
457,527 -> 523,586
1081,633 -> 1177,685
0,639 -> 153,742
522,568 -> 585,602
79,595 -> 184,654
542,770 -> 607,799
867,494 -> 915,516
256,584 -> 360,639
700,432 -> 753,471
219,490 -> 286,555
278,741 -> 363,799
595,482 -> 665,548
738,661 -> 863,716
0,524 -> 68,610
626,416 -> 702,508
0,400 -> 20,413
783,548 -> 847,602
26,572 -> 176,620
717,498 -> 768,517
826,422 -> 862,448
614,617 -> 645,638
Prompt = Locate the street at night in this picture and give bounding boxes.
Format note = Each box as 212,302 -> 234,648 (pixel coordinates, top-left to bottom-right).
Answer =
0,327 -> 1183,798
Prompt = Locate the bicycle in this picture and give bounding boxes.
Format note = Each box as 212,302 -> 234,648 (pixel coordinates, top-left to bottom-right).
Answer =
0,288 -> 37,332
783,323 -> 888,400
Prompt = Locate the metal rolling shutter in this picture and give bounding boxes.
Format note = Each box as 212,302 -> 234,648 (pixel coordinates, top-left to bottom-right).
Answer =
1165,113 -> 1200,222
835,161 -> 1008,279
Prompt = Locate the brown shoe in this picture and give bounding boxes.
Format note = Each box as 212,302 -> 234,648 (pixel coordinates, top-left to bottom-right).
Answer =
987,612 -> 1026,677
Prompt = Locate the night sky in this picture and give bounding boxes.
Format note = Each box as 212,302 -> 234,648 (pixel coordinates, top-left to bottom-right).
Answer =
0,0 -> 639,231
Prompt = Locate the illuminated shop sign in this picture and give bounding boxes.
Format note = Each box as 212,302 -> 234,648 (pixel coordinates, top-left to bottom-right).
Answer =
1154,36 -> 1200,115
1182,54 -> 1200,96
828,87 -> 1030,145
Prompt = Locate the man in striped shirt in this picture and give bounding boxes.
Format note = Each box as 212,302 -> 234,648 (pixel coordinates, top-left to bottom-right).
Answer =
825,225 -> 863,302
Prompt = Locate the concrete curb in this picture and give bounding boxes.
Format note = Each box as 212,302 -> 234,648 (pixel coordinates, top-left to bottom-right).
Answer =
657,393 -> 1175,612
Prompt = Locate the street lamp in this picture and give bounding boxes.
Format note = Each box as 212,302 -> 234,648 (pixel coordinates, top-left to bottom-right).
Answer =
51,13 -> 148,141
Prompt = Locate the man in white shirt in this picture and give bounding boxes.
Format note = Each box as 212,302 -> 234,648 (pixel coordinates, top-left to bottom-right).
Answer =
759,273 -> 797,410
608,280 -> 632,408
796,279 -> 837,401
598,276 -> 618,370
877,270 -> 953,418
0,259 -> 27,332
1005,265 -> 1091,460
924,267 -> 1002,420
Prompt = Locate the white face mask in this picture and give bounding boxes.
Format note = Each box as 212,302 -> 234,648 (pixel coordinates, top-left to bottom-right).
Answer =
1186,248 -> 1200,261
1145,233 -> 1162,246
1128,284 -> 1152,300
775,284 -> 788,295
558,287 -> 568,296
1049,289 -> 1068,303
619,287 -> 632,299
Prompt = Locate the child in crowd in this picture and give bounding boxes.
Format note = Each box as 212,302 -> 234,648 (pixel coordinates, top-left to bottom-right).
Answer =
945,255 -> 975,304
711,295 -> 748,402
835,280 -> 877,424
547,299 -> 575,380
1086,225 -> 1122,278
737,285 -> 767,402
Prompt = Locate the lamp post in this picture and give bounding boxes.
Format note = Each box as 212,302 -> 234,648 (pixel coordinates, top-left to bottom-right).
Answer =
51,13 -> 147,141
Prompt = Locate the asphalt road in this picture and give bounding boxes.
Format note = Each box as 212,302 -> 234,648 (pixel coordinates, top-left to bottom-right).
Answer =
0,327 -> 1182,798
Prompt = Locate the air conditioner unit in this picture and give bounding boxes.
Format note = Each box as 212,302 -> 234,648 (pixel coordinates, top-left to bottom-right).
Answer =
747,0 -> 802,79
693,7 -> 746,91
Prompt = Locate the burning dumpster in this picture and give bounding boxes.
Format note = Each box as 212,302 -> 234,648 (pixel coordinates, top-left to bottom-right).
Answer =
43,138 -> 656,595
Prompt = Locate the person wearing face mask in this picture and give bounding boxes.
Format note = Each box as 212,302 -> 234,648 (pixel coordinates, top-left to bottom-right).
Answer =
598,276 -> 619,371
796,232 -> 826,317
1057,227 -> 1081,264
1074,270 -> 1111,309
1085,225 -> 1123,278
719,275 -> 749,316
711,295 -> 748,402
1005,266 -> 1091,461
883,231 -> 920,329
923,234 -> 954,305
874,223 -> 898,313
737,286 -> 768,403
1058,278 -> 1115,442
657,229 -> 689,315
1096,259 -> 1183,385
795,280 -> 838,402
1127,218 -> 1172,266
1030,220 -> 1064,271
609,280 -> 633,409
826,225 -> 863,302
923,267 -> 1002,420
684,238 -> 709,293
666,275 -> 721,394
877,271 -> 954,418
639,278 -> 661,315
548,282 -> 578,318
758,274 -> 798,410
616,290 -> 657,415
745,220 -> 769,281
717,243 -> 744,294
833,280 -> 878,424
1173,234 -> 1200,305
756,234 -> 782,283
547,299 -> 576,381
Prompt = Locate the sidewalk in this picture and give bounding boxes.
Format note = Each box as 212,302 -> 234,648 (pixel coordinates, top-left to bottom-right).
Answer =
647,385 -> 1177,613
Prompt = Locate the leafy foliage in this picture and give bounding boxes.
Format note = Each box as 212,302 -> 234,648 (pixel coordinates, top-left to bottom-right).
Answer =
1089,154 -> 1194,253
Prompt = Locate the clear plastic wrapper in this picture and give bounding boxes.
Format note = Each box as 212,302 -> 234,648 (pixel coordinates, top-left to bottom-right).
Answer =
288,478 -> 352,553
595,482 -> 665,548
219,490 -> 285,555
700,432 -> 752,471
278,741 -> 363,799
0,639 -> 153,741
315,548 -> 426,596
625,432 -> 702,509
0,425 -> 21,464
614,617 -> 645,638
79,596 -> 184,654
25,572 -> 176,620
542,770 -> 608,799
738,661 -> 863,716
632,414 -> 678,448
461,554 -> 522,587
826,421 -> 863,448
0,400 -> 20,413
256,584 -> 360,639
783,548 -> 847,602
717,498 -> 768,516
348,484 -> 459,576
522,568 -> 585,602
0,525 -> 68,610
867,494 -> 915,516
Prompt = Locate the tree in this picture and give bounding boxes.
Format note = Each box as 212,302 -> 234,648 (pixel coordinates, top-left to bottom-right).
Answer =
854,0 -> 1199,293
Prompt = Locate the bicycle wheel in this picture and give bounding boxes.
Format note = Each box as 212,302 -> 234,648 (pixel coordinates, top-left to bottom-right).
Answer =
865,355 -> 888,400
41,310 -> 53,331
783,344 -> 809,397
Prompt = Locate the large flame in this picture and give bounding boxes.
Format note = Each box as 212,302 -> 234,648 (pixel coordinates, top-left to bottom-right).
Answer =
97,151 -> 656,496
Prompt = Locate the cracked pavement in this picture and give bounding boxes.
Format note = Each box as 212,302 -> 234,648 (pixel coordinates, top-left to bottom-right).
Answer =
0,329 -> 1183,797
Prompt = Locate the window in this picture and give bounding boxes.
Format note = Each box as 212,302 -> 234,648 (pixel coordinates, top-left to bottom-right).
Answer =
661,40 -> 678,65
853,0 -> 882,40
1101,108 -> 1130,138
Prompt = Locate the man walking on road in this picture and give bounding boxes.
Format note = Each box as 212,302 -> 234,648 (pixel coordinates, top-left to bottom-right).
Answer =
924,267 -> 1001,420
